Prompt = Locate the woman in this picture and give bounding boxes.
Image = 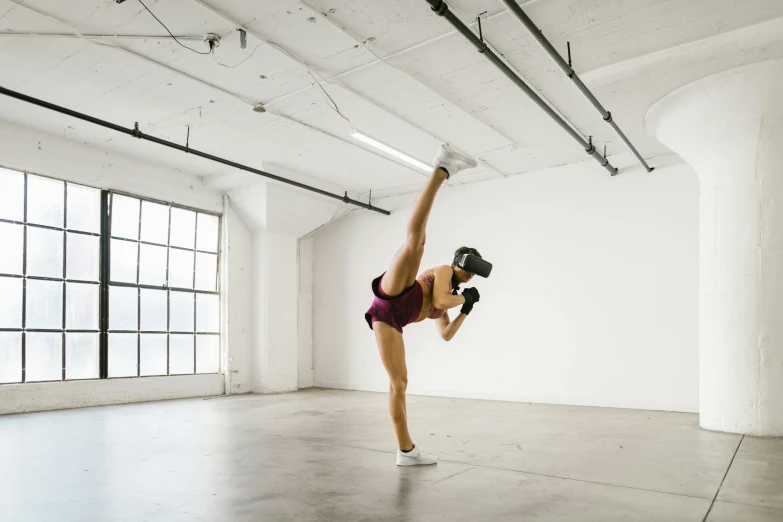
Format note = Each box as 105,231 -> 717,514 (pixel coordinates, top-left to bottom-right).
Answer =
365,144 -> 484,466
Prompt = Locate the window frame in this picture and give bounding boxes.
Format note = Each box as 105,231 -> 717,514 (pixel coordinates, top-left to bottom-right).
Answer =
0,168 -> 222,384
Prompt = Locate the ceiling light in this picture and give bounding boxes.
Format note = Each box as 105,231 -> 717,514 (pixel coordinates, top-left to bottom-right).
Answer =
349,129 -> 431,173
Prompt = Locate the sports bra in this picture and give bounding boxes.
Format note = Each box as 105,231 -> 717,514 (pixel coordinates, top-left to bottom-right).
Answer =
416,270 -> 452,320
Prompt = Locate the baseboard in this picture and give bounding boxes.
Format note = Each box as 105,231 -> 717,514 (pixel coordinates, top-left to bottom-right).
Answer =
313,381 -> 698,414
0,374 -> 225,415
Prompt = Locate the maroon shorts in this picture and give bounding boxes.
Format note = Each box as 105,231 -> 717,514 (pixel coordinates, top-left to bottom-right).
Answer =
364,272 -> 423,334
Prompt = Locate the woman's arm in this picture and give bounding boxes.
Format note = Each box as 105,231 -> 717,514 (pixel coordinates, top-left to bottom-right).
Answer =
431,265 -> 465,310
434,311 -> 467,342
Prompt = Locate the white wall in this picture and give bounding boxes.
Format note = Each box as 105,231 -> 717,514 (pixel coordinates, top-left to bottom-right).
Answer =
312,159 -> 700,412
0,120 -> 249,413
0,120 -> 223,213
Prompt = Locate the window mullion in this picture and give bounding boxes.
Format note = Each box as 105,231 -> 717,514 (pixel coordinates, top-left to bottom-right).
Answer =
98,191 -> 111,379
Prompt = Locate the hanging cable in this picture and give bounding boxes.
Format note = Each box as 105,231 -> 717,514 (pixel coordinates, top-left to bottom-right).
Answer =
136,0 -> 211,55
308,71 -> 352,125
211,41 -> 263,68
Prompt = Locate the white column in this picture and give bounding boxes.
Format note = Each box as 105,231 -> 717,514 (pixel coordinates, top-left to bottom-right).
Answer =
647,59 -> 783,435
297,235 -> 315,389
225,178 -> 346,394
251,231 -> 299,393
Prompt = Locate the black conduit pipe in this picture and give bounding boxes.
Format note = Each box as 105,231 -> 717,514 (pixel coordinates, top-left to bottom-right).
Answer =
426,0 -> 617,176
0,85 -> 391,216
501,0 -> 653,172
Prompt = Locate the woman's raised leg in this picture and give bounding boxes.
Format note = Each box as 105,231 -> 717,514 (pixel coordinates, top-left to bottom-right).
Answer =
380,168 -> 448,297
380,145 -> 478,296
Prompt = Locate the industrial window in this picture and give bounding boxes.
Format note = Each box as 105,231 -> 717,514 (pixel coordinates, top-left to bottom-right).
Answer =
0,166 -> 221,384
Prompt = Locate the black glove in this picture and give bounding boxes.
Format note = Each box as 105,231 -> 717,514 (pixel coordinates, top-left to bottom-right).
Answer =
460,287 -> 480,315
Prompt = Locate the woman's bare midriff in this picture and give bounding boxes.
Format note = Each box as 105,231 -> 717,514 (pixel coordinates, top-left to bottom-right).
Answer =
415,280 -> 433,323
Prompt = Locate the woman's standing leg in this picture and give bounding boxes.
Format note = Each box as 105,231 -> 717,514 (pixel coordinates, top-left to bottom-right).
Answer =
374,322 -> 413,450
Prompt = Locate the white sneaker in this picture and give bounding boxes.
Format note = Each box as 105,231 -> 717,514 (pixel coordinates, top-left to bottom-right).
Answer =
433,144 -> 478,177
396,444 -> 438,466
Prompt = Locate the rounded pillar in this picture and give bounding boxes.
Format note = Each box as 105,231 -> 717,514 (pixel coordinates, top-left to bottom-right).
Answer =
647,59 -> 783,436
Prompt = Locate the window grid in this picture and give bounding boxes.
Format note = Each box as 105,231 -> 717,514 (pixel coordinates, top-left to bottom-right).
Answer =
0,168 -> 221,384
0,174 -> 103,383
106,192 -> 221,380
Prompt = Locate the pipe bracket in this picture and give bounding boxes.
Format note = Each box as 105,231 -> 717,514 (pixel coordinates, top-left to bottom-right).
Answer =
603,111 -> 613,123
432,1 -> 448,16
132,122 -> 142,139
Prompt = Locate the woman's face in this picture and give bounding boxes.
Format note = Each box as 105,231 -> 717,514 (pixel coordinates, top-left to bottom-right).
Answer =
454,267 -> 474,284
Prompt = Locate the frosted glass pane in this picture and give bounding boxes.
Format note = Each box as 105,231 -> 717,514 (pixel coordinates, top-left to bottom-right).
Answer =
196,335 -> 220,374
196,294 -> 219,333
66,233 -> 99,282
140,201 -> 169,245
65,333 -> 99,380
170,208 -> 195,249
140,334 -> 167,376
169,334 -> 194,375
0,332 -> 22,383
138,244 -> 167,286
169,291 -> 194,332
26,280 -> 63,330
66,184 -> 100,234
196,213 -> 219,253
66,283 -> 99,330
195,253 -> 217,291
109,286 -> 137,331
140,289 -> 167,332
110,239 -> 137,283
0,277 -> 22,328
0,167 -> 24,221
168,249 -> 194,289
26,332 -> 62,382
111,194 -> 139,240
26,227 -> 63,278
27,175 -> 64,228
0,222 -> 23,275
108,333 -> 137,377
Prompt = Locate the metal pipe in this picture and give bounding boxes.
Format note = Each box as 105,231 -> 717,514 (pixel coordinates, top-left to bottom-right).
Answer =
425,0 -> 617,176
500,0 -> 653,172
0,32 -> 203,40
0,85 -> 391,216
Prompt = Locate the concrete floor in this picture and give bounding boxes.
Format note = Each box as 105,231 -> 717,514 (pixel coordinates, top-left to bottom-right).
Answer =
1,389 -> 782,522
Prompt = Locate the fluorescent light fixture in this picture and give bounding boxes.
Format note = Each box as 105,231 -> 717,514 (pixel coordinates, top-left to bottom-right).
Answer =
349,129 -> 431,173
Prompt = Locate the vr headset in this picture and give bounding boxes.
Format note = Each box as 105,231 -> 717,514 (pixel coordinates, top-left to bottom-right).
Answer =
453,253 -> 493,278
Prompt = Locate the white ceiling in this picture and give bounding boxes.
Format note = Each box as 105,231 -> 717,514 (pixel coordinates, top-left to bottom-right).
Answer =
0,0 -> 781,200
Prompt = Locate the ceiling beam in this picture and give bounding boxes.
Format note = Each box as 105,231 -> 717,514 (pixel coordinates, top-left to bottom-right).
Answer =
187,0 -> 448,176
0,84 -> 391,215
2,0 -> 432,178
298,0 -> 520,153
